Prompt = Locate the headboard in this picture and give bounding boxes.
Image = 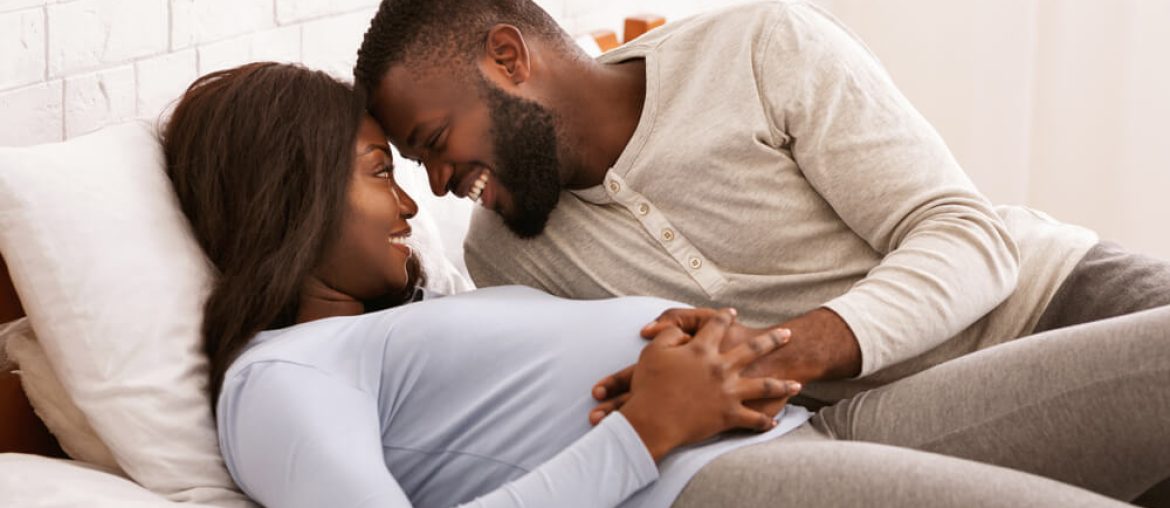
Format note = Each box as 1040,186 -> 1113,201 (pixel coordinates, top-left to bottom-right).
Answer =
0,253 -> 66,457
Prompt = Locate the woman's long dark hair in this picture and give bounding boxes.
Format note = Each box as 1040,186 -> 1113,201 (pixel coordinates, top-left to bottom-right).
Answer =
162,62 -> 418,407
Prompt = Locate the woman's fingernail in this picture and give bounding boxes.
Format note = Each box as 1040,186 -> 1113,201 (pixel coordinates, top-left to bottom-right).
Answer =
788,382 -> 803,394
728,308 -> 738,317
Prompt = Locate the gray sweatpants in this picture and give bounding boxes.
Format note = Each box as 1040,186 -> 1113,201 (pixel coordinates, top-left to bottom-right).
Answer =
673,242 -> 1170,507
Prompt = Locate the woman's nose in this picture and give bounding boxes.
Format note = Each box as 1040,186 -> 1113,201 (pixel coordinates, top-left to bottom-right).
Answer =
397,185 -> 419,220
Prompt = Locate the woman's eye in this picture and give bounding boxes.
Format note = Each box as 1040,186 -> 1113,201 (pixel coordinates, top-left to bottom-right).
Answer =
375,164 -> 393,179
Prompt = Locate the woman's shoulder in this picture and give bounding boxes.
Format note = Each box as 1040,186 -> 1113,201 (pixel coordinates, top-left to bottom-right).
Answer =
221,312 -> 392,390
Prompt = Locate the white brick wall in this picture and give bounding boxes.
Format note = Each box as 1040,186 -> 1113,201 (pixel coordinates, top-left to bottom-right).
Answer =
0,8 -> 44,90
0,0 -> 756,147
63,64 -> 135,137
47,0 -> 169,77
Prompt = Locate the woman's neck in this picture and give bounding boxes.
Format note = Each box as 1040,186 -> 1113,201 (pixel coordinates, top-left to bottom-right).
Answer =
295,276 -> 365,324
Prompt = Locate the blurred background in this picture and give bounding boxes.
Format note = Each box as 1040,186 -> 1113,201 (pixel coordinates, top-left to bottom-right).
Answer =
2,0 -> 1168,259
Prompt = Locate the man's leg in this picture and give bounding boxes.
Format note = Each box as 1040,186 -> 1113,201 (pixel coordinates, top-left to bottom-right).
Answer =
1033,241 -> 1170,333
1033,240 -> 1170,506
672,424 -> 1126,508
815,305 -> 1170,502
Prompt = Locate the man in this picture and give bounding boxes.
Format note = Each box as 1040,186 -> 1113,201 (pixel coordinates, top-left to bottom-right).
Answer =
355,0 -> 1170,505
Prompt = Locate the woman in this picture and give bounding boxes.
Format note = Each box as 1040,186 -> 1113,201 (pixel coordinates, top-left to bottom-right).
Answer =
162,62 -> 809,508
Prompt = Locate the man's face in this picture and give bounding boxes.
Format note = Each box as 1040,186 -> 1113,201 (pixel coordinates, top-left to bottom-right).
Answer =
372,65 -> 563,238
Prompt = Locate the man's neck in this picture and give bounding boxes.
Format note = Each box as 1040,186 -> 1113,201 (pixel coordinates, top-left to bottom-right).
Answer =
552,58 -> 647,189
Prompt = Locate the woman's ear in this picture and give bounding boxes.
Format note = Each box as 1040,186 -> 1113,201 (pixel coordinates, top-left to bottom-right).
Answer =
482,24 -> 531,85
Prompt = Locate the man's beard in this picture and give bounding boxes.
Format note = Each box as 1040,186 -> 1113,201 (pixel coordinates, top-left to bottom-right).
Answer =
477,76 -> 562,239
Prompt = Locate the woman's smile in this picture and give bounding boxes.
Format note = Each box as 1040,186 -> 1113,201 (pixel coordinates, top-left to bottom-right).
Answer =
388,228 -> 413,258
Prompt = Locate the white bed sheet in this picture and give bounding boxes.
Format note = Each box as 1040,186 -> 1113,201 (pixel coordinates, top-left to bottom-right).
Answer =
0,454 -> 221,508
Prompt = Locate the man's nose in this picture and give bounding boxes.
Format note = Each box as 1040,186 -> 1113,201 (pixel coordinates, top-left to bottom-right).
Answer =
422,158 -> 453,197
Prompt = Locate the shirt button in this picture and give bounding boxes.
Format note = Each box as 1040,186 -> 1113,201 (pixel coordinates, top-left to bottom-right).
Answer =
689,257 -> 703,269
608,180 -> 621,193
637,203 -> 650,215
661,228 -> 675,242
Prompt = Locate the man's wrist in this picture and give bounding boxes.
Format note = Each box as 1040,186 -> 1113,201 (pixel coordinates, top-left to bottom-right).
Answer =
812,307 -> 862,379
745,307 -> 861,382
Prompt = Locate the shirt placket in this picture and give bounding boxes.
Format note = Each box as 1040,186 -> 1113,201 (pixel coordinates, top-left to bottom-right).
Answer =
603,173 -> 728,297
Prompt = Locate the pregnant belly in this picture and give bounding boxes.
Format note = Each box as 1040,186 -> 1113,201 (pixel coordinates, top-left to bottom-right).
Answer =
378,286 -> 682,504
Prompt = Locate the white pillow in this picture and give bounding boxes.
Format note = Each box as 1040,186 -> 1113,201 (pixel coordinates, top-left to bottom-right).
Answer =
4,317 -> 122,474
0,121 -> 251,507
0,453 -> 211,508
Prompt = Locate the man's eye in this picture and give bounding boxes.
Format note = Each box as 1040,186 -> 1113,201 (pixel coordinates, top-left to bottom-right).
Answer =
426,127 -> 445,150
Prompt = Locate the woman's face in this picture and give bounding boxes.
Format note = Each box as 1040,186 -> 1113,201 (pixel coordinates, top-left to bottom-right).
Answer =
314,114 -> 419,302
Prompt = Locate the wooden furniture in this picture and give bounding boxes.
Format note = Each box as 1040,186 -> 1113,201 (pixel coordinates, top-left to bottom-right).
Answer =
0,253 -> 66,458
588,29 -> 622,53
584,14 -> 666,55
623,14 -> 666,43
0,253 -> 22,323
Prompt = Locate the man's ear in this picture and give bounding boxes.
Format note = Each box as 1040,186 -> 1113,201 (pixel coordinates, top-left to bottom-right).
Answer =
482,24 -> 531,85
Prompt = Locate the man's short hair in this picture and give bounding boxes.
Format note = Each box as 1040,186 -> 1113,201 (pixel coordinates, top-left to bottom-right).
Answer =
354,0 -> 571,94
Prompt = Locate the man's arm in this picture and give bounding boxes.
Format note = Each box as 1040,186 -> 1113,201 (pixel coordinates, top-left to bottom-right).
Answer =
756,3 -> 1020,376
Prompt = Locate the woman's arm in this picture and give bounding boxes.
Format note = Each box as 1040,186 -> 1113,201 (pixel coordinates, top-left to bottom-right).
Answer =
218,363 -> 411,508
220,362 -> 656,508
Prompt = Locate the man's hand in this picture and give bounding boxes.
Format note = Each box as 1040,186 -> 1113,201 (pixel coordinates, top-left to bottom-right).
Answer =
642,307 -> 861,382
590,306 -> 861,425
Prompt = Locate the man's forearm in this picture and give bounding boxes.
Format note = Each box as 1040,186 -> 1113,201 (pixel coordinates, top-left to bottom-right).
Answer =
744,307 -> 861,383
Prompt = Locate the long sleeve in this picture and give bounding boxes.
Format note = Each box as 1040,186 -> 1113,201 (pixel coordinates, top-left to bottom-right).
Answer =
758,3 -> 1020,376
218,362 -> 658,508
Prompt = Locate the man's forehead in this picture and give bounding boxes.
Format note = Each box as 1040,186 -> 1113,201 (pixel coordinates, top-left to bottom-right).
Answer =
374,66 -> 462,139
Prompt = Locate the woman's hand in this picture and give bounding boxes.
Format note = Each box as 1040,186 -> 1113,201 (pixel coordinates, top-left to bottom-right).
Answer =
591,308 -> 791,425
615,309 -> 802,462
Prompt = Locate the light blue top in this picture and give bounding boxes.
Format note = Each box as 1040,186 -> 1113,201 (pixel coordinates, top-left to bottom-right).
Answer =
217,286 -> 811,508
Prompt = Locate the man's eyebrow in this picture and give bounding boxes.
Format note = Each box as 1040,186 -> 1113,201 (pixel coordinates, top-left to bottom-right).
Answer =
405,125 -> 422,149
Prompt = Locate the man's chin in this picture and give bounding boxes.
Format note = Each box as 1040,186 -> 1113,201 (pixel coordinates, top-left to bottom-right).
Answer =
501,209 -> 552,239
504,217 -> 549,239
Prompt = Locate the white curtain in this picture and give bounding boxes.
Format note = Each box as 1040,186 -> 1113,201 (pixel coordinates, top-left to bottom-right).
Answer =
818,0 -> 1170,259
